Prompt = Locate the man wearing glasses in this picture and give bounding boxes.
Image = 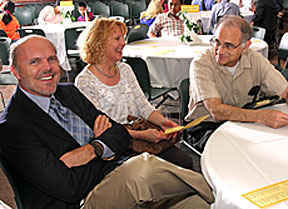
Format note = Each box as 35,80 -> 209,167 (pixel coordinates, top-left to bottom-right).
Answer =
185,15 -> 288,153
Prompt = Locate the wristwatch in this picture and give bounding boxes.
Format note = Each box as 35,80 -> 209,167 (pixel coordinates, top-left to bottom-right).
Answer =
90,142 -> 103,158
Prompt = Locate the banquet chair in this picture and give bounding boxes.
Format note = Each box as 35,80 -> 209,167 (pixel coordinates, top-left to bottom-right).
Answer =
0,29 -> 8,37
64,26 -> 86,59
122,56 -> 178,109
110,3 -> 130,19
0,37 -> 11,65
18,28 -> 45,38
14,8 -> 34,26
252,26 -> 266,40
0,151 -> 25,209
274,32 -> 288,72
126,23 -> 149,44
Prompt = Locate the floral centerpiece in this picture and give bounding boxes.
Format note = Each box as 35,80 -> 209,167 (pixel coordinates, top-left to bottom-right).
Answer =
177,11 -> 202,46
60,9 -> 76,24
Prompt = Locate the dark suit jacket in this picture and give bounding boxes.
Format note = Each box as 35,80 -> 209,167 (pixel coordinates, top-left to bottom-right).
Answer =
253,0 -> 279,31
0,84 -> 131,209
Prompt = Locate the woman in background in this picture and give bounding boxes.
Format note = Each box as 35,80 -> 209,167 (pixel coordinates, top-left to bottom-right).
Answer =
37,0 -> 62,24
75,18 -> 195,170
140,0 -> 164,27
0,0 -> 20,41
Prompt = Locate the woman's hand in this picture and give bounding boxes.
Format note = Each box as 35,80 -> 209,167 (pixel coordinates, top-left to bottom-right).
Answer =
139,129 -> 168,143
160,119 -> 179,139
93,115 -> 112,138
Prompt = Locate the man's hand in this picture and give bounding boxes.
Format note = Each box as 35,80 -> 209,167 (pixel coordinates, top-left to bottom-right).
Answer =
59,144 -> 95,168
258,109 -> 288,128
93,115 -> 112,138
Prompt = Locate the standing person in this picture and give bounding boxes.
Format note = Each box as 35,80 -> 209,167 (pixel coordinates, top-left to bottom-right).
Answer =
252,0 -> 280,50
77,2 -> 94,22
140,0 -> 164,27
0,34 -> 214,209
211,0 -> 240,27
75,18 -> 195,170
186,15 -> 288,153
0,0 -> 20,41
38,0 -> 62,25
148,0 -> 184,38
191,0 -> 215,11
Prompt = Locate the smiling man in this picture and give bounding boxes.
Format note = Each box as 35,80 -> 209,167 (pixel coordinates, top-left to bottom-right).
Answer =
186,15 -> 288,153
0,35 -> 214,209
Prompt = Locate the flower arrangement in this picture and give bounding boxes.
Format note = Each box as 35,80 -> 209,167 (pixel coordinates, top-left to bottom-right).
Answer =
60,10 -> 76,23
177,11 -> 202,45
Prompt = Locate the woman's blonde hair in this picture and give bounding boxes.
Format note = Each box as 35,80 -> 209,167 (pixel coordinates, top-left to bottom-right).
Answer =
77,18 -> 127,65
140,0 -> 163,20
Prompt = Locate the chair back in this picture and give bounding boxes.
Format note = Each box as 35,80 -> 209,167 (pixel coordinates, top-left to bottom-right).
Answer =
0,37 -> 11,65
0,151 -> 25,209
18,28 -> 45,38
252,26 -> 266,40
122,56 -> 151,99
126,23 -> 149,44
110,3 -> 129,18
278,32 -> 288,61
64,26 -> 86,58
14,8 -> 34,26
0,29 -> 8,37
179,78 -> 190,126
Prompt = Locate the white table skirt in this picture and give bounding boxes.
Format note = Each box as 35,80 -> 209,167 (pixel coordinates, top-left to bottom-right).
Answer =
201,103 -> 288,209
123,36 -> 268,90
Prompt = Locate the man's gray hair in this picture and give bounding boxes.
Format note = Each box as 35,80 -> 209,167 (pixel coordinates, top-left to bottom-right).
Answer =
10,35 -> 56,71
214,15 -> 253,42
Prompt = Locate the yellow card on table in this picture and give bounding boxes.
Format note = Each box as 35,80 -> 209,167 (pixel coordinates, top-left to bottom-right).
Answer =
153,50 -> 175,55
242,179 -> 288,208
164,114 -> 209,135
181,5 -> 200,13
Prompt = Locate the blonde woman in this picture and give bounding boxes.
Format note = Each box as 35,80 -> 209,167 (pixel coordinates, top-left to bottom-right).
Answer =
140,0 -> 164,26
75,18 -> 195,170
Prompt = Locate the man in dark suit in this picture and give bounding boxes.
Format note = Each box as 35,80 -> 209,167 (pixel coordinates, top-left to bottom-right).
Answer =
0,35 -> 214,209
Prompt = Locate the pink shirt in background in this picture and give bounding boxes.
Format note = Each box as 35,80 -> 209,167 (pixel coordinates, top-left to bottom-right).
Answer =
38,5 -> 62,25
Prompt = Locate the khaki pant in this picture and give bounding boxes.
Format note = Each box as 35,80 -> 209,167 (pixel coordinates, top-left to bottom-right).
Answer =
84,153 -> 214,209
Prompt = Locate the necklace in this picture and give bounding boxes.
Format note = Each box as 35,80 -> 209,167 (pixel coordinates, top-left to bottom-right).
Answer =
94,64 -> 117,78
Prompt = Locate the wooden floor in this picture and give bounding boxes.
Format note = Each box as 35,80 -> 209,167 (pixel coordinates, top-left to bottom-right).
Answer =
0,52 -> 283,209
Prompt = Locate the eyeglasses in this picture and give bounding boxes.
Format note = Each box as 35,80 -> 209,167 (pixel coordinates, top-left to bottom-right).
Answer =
210,38 -> 244,51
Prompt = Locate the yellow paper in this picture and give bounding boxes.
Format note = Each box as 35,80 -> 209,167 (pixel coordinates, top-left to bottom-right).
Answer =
251,39 -> 262,43
181,5 -> 199,13
164,115 -> 209,135
60,1 -> 73,6
153,50 -> 175,55
242,179 -> 288,208
130,41 -> 157,45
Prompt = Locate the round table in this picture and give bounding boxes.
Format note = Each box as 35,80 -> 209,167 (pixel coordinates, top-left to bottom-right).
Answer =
201,103 -> 288,209
123,35 -> 268,90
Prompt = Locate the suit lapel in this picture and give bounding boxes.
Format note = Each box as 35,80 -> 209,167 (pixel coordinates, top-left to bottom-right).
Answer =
14,88 -> 80,146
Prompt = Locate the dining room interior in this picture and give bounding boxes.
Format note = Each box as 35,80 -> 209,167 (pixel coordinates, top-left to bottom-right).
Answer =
0,0 -> 288,208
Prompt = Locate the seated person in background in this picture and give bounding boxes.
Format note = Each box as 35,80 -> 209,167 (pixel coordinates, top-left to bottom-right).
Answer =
0,0 -> 20,41
77,2 -> 94,22
0,34 -> 214,209
0,0 -> 8,13
186,15 -> 288,153
75,18 -> 195,170
140,0 -> 164,27
38,0 -> 62,25
191,0 -> 215,11
148,0 -> 183,38
211,0 -> 240,28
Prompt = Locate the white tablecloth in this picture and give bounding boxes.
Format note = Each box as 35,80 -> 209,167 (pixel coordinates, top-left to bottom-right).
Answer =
201,103 -> 288,209
22,21 -> 91,71
123,35 -> 268,90
187,10 -> 254,33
